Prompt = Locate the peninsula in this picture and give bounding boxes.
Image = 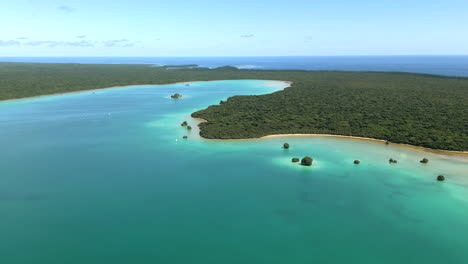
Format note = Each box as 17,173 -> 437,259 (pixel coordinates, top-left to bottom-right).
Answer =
0,62 -> 466,151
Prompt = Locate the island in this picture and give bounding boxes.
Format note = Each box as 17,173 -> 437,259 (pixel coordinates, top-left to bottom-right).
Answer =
171,93 -> 182,99
0,62 -> 466,151
301,156 -> 313,166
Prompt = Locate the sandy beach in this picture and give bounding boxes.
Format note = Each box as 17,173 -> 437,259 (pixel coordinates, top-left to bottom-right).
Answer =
3,78 -> 465,158
1,79 -> 292,103
260,133 -> 468,157
192,116 -> 468,158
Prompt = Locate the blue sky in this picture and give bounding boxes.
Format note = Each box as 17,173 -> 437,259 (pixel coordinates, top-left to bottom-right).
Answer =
1,0 -> 468,56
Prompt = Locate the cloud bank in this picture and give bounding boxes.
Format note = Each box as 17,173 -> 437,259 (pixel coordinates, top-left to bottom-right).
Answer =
102,39 -> 134,47
24,40 -> 95,47
0,38 -> 138,48
0,40 -> 21,47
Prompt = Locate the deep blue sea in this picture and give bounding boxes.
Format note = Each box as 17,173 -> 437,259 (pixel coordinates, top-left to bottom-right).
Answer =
1,56 -> 468,77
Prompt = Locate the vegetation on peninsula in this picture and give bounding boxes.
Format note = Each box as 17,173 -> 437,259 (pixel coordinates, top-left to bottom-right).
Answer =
0,62 -> 467,151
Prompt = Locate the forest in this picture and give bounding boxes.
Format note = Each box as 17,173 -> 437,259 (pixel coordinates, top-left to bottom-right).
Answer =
1,62 -> 467,151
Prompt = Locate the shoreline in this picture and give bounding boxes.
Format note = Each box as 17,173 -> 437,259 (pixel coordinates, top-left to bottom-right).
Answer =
2,78 -> 465,157
260,134 -> 468,157
192,117 -> 468,157
0,79 -> 292,103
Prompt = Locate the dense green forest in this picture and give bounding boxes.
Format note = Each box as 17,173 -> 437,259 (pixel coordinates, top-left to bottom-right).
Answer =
0,62 -> 467,151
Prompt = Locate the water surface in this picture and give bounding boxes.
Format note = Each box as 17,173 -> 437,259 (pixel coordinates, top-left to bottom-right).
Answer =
1,56 -> 468,76
0,80 -> 467,264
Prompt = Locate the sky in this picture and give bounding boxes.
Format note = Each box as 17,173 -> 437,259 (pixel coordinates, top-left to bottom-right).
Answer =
1,0 -> 468,56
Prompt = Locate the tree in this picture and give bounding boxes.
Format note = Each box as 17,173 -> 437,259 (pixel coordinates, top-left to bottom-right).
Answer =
301,156 -> 313,166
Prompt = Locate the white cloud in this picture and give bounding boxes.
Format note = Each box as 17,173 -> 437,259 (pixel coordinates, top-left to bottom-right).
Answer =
0,40 -> 21,47
102,39 -> 135,47
24,40 -> 94,47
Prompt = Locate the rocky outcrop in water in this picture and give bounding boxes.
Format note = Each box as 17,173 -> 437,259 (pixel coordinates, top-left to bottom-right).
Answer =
301,156 -> 313,166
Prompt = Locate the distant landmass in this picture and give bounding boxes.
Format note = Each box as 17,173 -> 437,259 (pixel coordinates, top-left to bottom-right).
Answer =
1,56 -> 468,77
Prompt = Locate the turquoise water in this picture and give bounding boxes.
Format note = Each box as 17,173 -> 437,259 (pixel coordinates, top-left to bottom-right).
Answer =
1,80 -> 467,264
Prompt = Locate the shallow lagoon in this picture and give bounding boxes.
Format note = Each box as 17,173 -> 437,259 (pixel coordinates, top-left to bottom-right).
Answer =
0,80 -> 467,264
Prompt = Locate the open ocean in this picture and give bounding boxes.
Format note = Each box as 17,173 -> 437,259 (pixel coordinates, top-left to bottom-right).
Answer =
1,56 -> 468,77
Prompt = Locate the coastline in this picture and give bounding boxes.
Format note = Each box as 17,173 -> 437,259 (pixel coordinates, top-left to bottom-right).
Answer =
192,117 -> 468,157
2,78 -> 465,158
260,134 -> 468,157
0,81 -> 208,103
0,79 -> 292,103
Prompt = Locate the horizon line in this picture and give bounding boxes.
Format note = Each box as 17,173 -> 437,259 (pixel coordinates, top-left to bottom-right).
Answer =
1,54 -> 468,58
